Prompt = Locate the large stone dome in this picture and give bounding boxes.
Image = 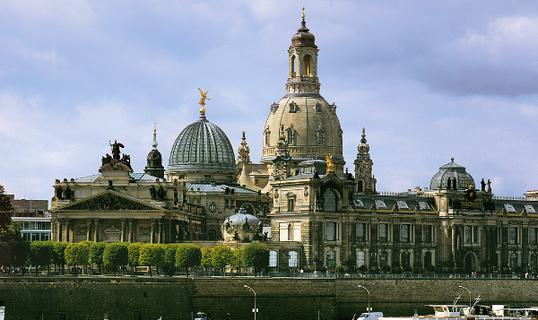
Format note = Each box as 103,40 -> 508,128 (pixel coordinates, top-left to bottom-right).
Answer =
430,158 -> 475,191
262,96 -> 344,169
168,113 -> 236,182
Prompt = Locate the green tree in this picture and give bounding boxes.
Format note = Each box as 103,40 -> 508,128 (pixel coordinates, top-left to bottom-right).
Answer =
0,185 -> 14,236
210,245 -> 234,275
127,242 -> 142,274
9,239 -> 29,275
139,244 -> 158,276
163,244 -> 178,275
51,242 -> 67,274
89,242 -> 106,274
201,247 -> 213,275
103,243 -> 128,276
29,241 -> 52,276
153,244 -> 165,275
241,243 -> 269,275
65,242 -> 89,274
175,244 -> 201,275
0,241 -> 11,271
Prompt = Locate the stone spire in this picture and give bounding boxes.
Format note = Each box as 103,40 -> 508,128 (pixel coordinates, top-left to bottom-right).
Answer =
286,7 -> 320,94
237,131 -> 251,166
144,124 -> 165,179
354,128 -> 376,193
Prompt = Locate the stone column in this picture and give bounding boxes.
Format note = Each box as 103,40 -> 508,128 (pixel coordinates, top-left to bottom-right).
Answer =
93,219 -> 99,242
128,219 -> 133,243
86,219 -> 92,241
65,220 -> 71,242
157,220 -> 163,244
56,220 -> 62,241
150,220 -> 155,244
120,219 -> 126,242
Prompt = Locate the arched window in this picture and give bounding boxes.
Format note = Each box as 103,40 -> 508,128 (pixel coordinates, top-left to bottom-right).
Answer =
288,251 -> 298,268
303,55 -> 312,76
357,180 -> 364,193
287,128 -> 296,145
323,189 -> 337,211
290,55 -> 297,77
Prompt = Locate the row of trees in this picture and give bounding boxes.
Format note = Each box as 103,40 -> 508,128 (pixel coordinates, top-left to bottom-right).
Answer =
2,241 -> 270,277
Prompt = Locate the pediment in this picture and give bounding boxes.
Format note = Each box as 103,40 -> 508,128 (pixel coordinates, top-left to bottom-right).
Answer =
58,191 -> 161,211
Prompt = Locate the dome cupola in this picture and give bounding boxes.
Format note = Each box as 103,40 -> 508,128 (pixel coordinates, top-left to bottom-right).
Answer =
168,91 -> 236,183
430,158 -> 475,191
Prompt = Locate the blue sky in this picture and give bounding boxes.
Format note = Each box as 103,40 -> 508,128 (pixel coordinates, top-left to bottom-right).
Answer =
1,0 -> 538,201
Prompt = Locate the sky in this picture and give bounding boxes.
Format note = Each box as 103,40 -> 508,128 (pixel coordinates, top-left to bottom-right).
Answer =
1,0 -> 538,201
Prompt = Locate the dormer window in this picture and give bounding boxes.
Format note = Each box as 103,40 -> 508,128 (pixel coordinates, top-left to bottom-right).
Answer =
316,125 -> 326,145
375,199 -> 387,209
397,200 -> 409,210
504,204 -> 516,213
289,101 -> 298,113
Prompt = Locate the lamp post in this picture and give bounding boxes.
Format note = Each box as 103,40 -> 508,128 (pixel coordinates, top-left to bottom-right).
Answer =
244,285 -> 257,320
357,285 -> 371,312
458,285 -> 472,311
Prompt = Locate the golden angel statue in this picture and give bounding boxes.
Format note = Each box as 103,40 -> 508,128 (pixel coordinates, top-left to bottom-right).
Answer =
325,153 -> 335,173
198,88 -> 209,115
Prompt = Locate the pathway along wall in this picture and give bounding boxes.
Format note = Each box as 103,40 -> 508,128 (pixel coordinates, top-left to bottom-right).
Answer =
1,277 -> 538,320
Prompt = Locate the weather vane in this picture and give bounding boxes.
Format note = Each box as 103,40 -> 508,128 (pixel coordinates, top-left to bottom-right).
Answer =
198,88 -> 209,116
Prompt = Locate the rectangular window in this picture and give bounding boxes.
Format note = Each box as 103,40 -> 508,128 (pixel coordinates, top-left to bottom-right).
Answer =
356,223 -> 366,242
279,222 -> 289,241
380,251 -> 388,266
465,226 -> 472,244
378,224 -> 388,242
423,225 -> 433,243
472,226 -> 479,244
325,221 -> 337,241
288,251 -> 298,268
508,227 -> 518,245
356,250 -> 365,267
269,250 -> 278,267
293,222 -> 301,242
528,228 -> 537,245
401,224 -> 410,243
287,198 -> 295,212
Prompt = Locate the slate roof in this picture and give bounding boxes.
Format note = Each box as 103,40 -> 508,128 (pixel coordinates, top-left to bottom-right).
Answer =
72,173 -> 161,183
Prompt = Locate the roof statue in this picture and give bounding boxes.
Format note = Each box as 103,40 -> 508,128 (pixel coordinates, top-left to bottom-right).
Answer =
198,88 -> 209,117
326,153 -> 335,174
109,140 -> 124,160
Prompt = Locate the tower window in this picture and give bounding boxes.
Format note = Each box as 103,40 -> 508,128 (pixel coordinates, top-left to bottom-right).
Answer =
323,189 -> 337,212
315,102 -> 322,112
303,54 -> 312,76
357,180 -> 364,192
290,55 -> 297,77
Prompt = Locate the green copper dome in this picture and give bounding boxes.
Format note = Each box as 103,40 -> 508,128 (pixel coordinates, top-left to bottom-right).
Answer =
430,158 -> 475,191
168,115 -> 236,176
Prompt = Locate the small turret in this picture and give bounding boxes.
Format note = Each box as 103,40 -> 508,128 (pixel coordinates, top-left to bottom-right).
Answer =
144,125 -> 165,179
354,128 -> 376,193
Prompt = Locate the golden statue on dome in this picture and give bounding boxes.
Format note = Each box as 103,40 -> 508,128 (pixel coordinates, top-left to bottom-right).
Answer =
198,88 -> 209,116
325,153 -> 335,173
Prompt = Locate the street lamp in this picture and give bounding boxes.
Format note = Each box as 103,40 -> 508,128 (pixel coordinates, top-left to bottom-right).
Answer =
357,285 -> 372,312
458,285 -> 472,312
244,284 -> 258,320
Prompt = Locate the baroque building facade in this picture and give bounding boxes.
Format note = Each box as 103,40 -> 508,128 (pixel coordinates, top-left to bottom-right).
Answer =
50,12 -> 538,274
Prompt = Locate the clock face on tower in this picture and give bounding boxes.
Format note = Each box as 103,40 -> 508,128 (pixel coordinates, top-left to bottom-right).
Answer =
209,202 -> 216,212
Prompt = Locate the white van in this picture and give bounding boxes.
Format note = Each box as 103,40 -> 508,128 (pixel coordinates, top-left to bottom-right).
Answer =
354,312 -> 384,320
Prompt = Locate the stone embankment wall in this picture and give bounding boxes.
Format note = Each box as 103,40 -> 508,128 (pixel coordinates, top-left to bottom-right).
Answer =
1,277 -> 538,320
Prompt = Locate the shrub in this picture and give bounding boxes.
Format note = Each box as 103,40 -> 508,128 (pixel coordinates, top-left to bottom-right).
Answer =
163,244 -> 178,275
103,243 -> 128,276
29,241 -> 52,276
175,245 -> 201,275
51,242 -> 67,274
65,242 -> 89,268
89,242 -> 106,274
139,244 -> 159,276
210,245 -> 234,274
241,244 -> 269,275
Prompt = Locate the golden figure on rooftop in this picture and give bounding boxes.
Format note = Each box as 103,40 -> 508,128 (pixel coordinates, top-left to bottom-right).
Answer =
325,153 -> 335,173
198,88 -> 209,116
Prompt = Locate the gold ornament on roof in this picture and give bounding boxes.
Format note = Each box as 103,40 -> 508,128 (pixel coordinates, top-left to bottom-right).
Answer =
325,153 -> 335,173
198,88 -> 209,116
